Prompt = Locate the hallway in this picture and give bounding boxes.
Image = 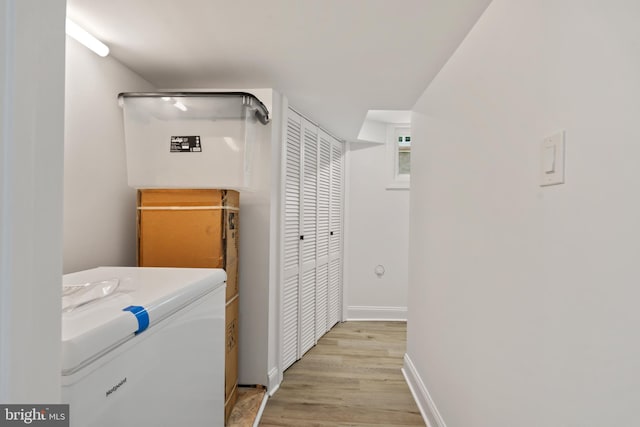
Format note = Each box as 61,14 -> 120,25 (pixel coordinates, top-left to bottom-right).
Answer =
260,321 -> 424,426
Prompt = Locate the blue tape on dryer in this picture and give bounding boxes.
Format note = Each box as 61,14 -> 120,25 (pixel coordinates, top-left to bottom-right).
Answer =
122,305 -> 150,334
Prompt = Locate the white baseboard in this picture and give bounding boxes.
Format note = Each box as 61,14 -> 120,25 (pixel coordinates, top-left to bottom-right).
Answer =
252,391 -> 269,427
346,305 -> 407,321
267,367 -> 280,396
402,353 -> 447,427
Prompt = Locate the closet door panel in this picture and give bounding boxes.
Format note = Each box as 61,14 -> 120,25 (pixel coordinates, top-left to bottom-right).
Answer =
317,132 -> 331,263
328,258 -> 341,327
283,113 -> 302,276
329,139 -> 343,258
301,122 -> 318,270
282,274 -> 299,369
300,268 -> 316,355
282,111 -> 302,370
299,120 -> 318,352
315,263 -> 329,339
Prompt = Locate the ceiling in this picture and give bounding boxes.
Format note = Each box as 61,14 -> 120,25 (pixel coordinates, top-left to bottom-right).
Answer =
67,0 -> 491,140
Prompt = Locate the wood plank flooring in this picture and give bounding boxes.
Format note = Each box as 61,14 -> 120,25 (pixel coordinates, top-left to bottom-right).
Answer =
260,321 -> 425,426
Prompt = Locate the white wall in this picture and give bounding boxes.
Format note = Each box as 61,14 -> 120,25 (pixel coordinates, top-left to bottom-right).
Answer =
346,128 -> 410,320
0,0 -> 65,402
63,37 -> 154,274
356,119 -> 386,144
406,1 -> 640,426
236,89 -> 278,387
267,91 -> 284,391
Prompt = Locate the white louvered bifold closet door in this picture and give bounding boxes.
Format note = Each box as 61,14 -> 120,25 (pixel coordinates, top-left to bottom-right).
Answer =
328,137 -> 344,328
281,107 -> 344,373
299,121 -> 318,356
282,111 -> 302,370
315,130 -> 332,339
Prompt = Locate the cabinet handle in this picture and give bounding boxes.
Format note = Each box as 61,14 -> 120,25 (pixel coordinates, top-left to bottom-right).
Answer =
330,231 -> 334,236
300,235 -> 304,240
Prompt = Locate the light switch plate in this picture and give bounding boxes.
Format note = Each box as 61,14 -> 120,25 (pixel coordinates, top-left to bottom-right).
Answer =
540,131 -> 565,186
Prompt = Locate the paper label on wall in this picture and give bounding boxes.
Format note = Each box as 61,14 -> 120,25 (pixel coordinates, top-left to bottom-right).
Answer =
170,136 -> 202,152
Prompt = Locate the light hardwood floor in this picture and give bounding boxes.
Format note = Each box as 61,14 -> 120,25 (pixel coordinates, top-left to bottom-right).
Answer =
260,321 -> 425,426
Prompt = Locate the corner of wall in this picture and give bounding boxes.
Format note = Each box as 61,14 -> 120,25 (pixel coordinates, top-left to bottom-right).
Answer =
267,89 -> 285,388
267,367 -> 281,396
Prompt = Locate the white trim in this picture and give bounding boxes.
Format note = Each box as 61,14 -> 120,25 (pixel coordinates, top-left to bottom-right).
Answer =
402,353 -> 447,427
268,381 -> 280,397
267,367 -> 280,396
346,306 -> 407,321
252,391 -> 269,427
386,181 -> 410,191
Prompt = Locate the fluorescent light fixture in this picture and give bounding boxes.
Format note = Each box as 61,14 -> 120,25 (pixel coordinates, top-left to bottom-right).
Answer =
65,18 -> 109,57
173,101 -> 187,112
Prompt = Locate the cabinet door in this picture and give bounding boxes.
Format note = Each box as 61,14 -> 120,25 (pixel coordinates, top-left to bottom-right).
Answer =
282,110 -> 302,370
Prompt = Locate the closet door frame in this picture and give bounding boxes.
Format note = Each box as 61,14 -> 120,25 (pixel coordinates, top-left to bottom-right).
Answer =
280,108 -> 303,372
